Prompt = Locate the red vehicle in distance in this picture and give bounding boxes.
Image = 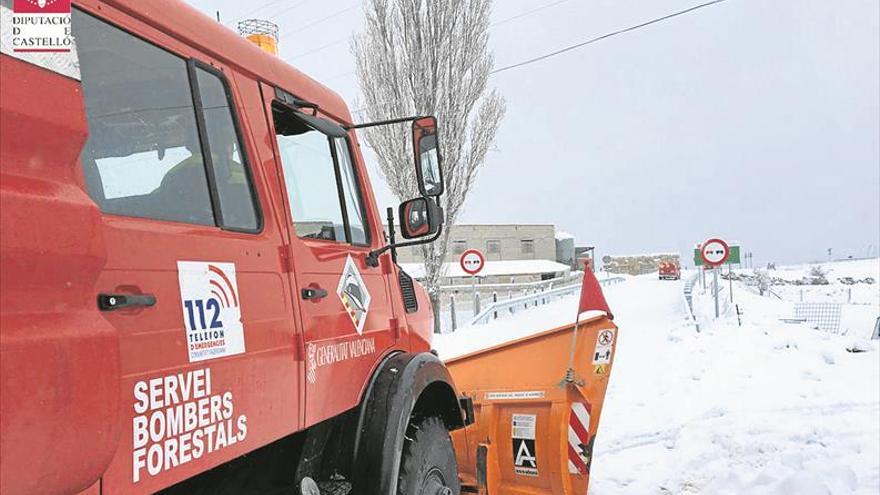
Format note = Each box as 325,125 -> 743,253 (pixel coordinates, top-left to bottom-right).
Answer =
658,261 -> 681,280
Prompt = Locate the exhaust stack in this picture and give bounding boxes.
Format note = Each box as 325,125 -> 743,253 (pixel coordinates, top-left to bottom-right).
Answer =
238,19 -> 279,56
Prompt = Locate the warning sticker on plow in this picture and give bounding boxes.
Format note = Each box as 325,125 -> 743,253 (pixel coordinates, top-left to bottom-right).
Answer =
512,413 -> 538,477
592,328 -> 616,365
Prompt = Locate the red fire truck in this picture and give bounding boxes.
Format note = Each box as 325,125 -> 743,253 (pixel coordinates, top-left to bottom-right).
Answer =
1,1 -> 465,493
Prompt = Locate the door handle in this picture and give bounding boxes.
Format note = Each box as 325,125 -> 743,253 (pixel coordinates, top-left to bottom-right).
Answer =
301,287 -> 328,300
98,293 -> 157,311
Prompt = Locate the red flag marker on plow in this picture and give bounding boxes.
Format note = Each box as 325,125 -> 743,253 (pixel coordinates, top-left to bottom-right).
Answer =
565,261 -> 614,383
577,264 -> 614,320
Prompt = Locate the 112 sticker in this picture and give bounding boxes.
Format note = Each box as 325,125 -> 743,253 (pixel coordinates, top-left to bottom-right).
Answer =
177,261 -> 246,362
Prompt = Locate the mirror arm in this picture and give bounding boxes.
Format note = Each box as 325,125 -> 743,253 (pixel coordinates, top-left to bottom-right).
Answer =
366,209 -> 444,268
386,206 -> 398,264
344,116 -> 423,130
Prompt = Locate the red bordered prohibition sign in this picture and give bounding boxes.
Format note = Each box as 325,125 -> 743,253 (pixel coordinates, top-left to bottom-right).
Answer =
700,238 -> 730,267
459,249 -> 485,276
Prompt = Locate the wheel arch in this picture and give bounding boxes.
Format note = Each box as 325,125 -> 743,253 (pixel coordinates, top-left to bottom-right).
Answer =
350,351 -> 465,495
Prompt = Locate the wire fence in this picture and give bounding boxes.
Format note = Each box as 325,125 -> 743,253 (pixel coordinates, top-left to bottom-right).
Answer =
793,302 -> 843,333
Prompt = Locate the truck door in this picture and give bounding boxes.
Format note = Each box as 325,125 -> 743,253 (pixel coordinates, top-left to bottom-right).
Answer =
71,9 -> 301,492
261,85 -> 400,425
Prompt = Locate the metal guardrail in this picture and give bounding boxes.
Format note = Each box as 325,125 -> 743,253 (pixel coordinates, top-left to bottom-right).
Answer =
468,277 -> 625,326
683,274 -> 697,316
439,273 -> 582,294
602,276 -> 626,286
683,273 -> 700,331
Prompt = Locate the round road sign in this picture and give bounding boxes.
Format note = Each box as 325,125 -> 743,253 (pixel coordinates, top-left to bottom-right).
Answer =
701,238 -> 730,266
459,249 -> 485,276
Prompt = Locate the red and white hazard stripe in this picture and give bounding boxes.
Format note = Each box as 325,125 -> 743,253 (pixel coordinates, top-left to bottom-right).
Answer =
568,402 -> 591,474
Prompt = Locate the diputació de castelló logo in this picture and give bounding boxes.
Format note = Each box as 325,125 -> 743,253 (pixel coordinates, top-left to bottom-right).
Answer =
9,0 -> 73,53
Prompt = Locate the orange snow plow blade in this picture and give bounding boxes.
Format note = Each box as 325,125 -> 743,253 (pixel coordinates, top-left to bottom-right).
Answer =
446,313 -> 617,494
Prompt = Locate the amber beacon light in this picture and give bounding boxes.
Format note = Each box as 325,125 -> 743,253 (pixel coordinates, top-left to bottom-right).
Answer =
237,19 -> 279,55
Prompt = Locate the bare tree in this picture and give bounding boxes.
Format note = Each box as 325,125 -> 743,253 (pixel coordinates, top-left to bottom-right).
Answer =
753,269 -> 770,296
353,0 -> 506,333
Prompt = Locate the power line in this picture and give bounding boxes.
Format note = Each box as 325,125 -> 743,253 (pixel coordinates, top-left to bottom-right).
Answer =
349,0 -> 730,118
287,0 -> 571,64
231,0 -> 304,23
287,3 -> 359,35
230,1 -> 356,49
491,0 -> 728,75
292,37 -> 347,59
263,0 -> 312,22
491,0 -> 570,27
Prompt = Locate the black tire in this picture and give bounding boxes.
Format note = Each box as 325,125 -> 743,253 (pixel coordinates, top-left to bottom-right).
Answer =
397,416 -> 461,495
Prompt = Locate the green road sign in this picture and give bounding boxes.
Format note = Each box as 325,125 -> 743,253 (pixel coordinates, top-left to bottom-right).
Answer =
694,245 -> 740,266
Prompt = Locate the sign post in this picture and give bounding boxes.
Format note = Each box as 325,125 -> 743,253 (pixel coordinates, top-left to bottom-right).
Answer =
460,249 -> 485,315
700,238 -> 730,318
729,263 -> 734,302
713,268 -> 720,317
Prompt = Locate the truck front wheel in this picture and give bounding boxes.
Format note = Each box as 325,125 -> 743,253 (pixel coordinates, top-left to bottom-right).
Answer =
397,416 -> 460,495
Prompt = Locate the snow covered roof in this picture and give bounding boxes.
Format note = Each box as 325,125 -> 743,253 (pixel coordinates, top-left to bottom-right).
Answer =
555,230 -> 575,241
399,259 -> 572,278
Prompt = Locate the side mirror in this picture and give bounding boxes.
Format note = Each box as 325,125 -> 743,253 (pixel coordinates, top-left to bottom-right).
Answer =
399,197 -> 442,239
412,116 -> 444,197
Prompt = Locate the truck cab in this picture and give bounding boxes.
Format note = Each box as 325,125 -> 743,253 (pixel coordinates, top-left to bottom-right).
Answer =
0,1 -> 464,494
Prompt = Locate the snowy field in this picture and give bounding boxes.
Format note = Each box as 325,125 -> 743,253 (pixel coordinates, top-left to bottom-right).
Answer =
435,259 -> 880,494
733,258 -> 880,307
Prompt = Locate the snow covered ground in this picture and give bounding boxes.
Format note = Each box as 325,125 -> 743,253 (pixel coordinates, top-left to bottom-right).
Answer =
435,259 -> 880,494
734,258 -> 879,306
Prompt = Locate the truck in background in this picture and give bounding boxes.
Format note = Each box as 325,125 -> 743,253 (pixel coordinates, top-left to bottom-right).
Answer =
658,260 -> 681,280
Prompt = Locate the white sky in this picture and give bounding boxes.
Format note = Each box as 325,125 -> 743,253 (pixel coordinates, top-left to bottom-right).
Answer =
186,0 -> 879,266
